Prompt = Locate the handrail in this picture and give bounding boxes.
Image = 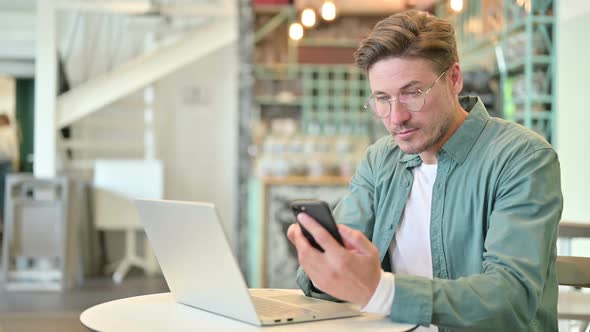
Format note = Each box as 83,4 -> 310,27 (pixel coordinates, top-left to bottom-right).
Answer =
559,221 -> 590,239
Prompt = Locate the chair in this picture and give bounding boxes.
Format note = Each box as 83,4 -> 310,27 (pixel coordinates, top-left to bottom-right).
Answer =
557,221 -> 590,330
93,159 -> 163,283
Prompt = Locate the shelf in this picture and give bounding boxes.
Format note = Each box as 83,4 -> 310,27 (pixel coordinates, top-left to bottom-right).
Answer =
8,269 -> 62,280
256,95 -> 302,106
299,38 -> 360,48
513,95 -> 553,105
507,55 -> 552,72
514,111 -> 552,121
254,63 -> 363,74
255,74 -> 299,81
460,15 -> 555,56
450,3 -> 556,144
262,175 -> 350,186
493,55 -> 553,76
504,16 -> 555,36
10,198 -> 61,206
254,4 -> 291,14
4,281 -> 62,291
254,64 -> 312,81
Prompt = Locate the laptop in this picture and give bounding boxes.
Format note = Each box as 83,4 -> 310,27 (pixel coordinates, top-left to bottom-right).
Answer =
134,199 -> 361,326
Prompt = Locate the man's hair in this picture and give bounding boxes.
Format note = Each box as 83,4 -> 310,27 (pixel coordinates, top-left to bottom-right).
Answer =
354,10 -> 459,73
0,113 -> 9,126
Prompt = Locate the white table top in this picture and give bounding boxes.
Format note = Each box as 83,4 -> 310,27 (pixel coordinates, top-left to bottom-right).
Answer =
80,291 -> 417,332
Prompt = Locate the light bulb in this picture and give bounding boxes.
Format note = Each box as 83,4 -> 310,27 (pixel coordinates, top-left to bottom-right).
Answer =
301,8 -> 316,28
450,0 -> 463,12
321,1 -> 336,21
289,22 -> 304,41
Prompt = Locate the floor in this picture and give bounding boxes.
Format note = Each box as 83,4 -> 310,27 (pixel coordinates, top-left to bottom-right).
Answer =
0,274 -> 169,332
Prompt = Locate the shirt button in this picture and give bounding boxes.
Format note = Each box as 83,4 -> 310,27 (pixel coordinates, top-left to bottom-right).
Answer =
387,224 -> 393,229
402,180 -> 409,187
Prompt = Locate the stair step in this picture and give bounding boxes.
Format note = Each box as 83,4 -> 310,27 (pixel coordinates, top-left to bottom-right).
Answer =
60,140 -> 144,151
63,159 -> 96,171
74,118 -> 146,131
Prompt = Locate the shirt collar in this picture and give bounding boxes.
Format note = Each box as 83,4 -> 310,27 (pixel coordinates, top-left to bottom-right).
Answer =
400,152 -> 420,164
441,96 -> 489,165
398,96 -> 489,166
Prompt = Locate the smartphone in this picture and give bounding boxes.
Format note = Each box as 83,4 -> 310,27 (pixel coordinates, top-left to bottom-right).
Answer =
290,199 -> 345,252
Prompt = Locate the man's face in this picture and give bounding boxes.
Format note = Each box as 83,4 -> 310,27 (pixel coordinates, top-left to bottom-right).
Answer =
367,57 -> 456,156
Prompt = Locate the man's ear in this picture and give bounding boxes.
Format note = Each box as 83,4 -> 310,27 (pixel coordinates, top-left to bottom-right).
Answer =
448,62 -> 463,95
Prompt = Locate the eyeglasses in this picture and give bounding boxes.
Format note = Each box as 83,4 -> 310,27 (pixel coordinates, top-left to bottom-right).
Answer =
363,69 -> 448,117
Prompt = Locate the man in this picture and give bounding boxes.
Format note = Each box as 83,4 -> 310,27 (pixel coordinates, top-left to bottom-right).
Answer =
0,112 -> 18,225
287,10 -> 562,331
0,113 -> 18,167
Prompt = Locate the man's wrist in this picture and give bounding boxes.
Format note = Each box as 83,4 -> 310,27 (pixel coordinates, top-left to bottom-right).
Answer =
362,269 -> 383,306
361,270 -> 396,314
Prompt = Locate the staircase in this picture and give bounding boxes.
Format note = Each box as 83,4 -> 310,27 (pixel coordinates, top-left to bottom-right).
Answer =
53,6 -> 236,175
60,92 -> 149,174
0,0 -> 238,283
0,0 -> 236,174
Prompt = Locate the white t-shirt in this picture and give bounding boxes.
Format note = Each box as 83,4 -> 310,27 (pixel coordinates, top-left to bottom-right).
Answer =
362,163 -> 437,331
391,162 -> 436,278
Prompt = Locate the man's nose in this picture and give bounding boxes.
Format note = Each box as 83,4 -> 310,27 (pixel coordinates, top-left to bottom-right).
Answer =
386,101 -> 411,126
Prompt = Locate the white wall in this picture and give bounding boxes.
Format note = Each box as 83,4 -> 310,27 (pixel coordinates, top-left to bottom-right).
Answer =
556,2 -> 590,221
155,44 -> 238,248
556,0 -> 590,253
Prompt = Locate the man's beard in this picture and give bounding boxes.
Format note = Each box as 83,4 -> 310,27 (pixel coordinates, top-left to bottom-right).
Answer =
394,120 -> 450,155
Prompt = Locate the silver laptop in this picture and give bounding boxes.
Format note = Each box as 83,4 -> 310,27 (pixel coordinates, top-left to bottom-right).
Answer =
135,199 -> 360,326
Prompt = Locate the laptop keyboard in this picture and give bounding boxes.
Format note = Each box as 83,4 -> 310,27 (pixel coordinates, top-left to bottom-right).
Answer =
251,296 -> 312,318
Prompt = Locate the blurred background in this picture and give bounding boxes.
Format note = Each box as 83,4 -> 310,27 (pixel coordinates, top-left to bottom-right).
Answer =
0,0 -> 588,331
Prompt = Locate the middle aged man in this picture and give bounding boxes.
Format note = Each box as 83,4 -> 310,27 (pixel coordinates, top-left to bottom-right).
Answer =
287,10 -> 562,332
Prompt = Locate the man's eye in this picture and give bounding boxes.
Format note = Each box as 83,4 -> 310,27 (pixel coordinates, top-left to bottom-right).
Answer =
401,91 -> 421,97
375,96 -> 390,103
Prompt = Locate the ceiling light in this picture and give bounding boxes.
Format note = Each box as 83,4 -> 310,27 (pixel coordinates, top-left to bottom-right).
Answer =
321,1 -> 336,21
301,8 -> 316,28
289,22 -> 304,41
450,0 -> 463,12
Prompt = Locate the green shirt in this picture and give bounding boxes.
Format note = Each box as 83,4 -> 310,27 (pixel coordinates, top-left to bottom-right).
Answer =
297,96 -> 563,331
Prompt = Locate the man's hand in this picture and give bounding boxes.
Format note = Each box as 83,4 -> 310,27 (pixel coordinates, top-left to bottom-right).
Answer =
287,213 -> 381,306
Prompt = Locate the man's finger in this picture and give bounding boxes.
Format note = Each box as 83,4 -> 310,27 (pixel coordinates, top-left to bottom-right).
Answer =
337,224 -> 364,252
287,220 -> 319,256
290,223 -> 310,250
287,223 -> 299,244
294,233 -> 325,267
337,224 -> 376,255
297,213 -> 344,253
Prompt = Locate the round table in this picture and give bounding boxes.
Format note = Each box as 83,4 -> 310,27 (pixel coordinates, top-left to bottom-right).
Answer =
80,292 -> 417,332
